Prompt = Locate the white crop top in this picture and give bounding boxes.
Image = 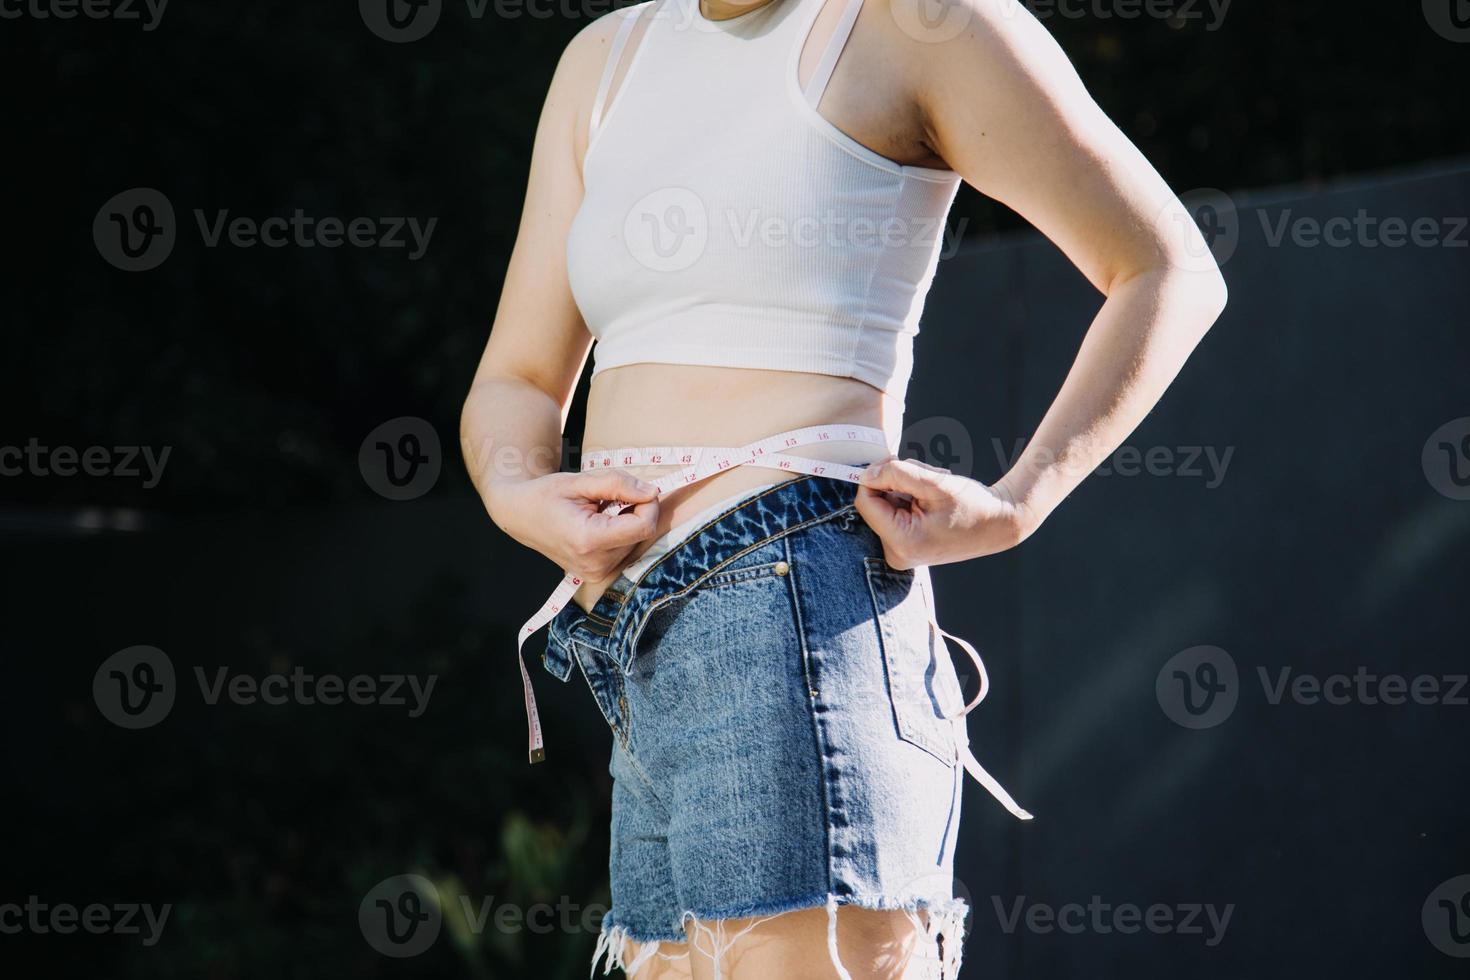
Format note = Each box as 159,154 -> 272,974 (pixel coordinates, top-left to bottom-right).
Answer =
565,0 -> 962,408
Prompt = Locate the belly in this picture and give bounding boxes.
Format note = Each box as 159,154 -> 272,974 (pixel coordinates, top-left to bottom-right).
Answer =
571,363 -> 899,611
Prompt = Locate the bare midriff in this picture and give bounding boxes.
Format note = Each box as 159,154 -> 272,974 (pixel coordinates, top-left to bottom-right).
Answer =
572,362 -> 899,612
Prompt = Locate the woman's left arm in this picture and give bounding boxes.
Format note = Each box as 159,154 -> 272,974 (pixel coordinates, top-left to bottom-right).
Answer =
856,0 -> 1229,568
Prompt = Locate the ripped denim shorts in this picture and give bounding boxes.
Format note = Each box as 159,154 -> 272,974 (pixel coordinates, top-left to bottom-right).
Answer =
542,474 -> 973,977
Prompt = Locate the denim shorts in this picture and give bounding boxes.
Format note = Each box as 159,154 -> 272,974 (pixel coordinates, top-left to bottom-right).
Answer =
543,474 -> 972,977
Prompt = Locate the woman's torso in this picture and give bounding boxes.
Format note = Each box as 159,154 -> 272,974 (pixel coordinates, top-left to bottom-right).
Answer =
567,0 -> 958,610
571,363 -> 895,610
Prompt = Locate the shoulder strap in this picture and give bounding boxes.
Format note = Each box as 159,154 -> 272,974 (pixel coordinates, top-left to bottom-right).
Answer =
590,5 -> 644,140
801,0 -> 865,109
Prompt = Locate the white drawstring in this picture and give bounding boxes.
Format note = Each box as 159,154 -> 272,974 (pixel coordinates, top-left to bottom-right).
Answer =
928,614 -> 1034,821
519,422 -> 1033,822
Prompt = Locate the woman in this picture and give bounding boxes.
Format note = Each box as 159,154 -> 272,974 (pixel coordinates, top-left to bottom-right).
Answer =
461,0 -> 1226,974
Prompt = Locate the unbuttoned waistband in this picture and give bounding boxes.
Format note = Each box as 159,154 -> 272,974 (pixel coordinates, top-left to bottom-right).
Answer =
542,473 -> 858,682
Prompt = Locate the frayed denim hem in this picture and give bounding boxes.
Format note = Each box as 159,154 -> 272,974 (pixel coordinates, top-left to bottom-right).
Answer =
589,908 -> 688,978
590,892 -> 970,979
590,922 -> 681,977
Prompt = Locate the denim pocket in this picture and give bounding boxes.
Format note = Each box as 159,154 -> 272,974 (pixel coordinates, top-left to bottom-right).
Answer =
630,539 -> 793,675
699,558 -> 791,590
863,557 -> 959,766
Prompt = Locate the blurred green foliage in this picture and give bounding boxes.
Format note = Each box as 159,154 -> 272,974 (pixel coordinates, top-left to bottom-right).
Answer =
12,557 -> 619,978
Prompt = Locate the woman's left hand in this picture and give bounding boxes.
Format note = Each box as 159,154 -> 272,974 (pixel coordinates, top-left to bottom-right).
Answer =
853,457 -> 1038,570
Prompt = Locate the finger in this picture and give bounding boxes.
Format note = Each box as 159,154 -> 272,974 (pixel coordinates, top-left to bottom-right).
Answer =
853,482 -> 899,531
853,488 -> 918,570
857,457 -> 950,500
904,458 -> 952,476
572,469 -> 660,504
584,496 -> 661,549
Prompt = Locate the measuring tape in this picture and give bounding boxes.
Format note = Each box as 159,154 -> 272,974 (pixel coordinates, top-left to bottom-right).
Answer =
512,422 -> 1032,820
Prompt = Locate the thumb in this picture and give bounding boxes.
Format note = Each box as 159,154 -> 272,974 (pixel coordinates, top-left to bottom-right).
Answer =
853,479 -> 902,532
857,457 -> 949,501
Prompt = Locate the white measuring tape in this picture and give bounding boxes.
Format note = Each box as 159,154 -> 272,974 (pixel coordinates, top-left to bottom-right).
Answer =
513,423 -> 1032,820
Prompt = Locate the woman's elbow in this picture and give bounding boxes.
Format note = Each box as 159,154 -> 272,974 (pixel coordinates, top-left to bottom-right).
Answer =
1188,261 -> 1228,326
1157,252 -> 1229,331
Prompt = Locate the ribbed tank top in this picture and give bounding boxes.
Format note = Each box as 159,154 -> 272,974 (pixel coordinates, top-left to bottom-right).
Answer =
566,0 -> 961,408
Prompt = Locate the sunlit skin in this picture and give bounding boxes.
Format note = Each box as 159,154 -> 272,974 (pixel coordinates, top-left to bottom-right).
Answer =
461,0 -> 1226,973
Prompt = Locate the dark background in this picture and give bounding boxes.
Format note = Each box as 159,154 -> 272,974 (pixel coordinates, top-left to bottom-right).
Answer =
3,0 -> 1468,977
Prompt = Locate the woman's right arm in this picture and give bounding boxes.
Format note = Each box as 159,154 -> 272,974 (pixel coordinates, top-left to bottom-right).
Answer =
460,13 -> 660,582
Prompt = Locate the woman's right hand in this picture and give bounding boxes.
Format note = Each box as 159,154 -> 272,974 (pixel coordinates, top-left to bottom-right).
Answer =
492,470 -> 662,582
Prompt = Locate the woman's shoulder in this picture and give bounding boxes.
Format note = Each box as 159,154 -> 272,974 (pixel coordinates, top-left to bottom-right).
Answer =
568,0 -> 658,57
552,2 -> 658,96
